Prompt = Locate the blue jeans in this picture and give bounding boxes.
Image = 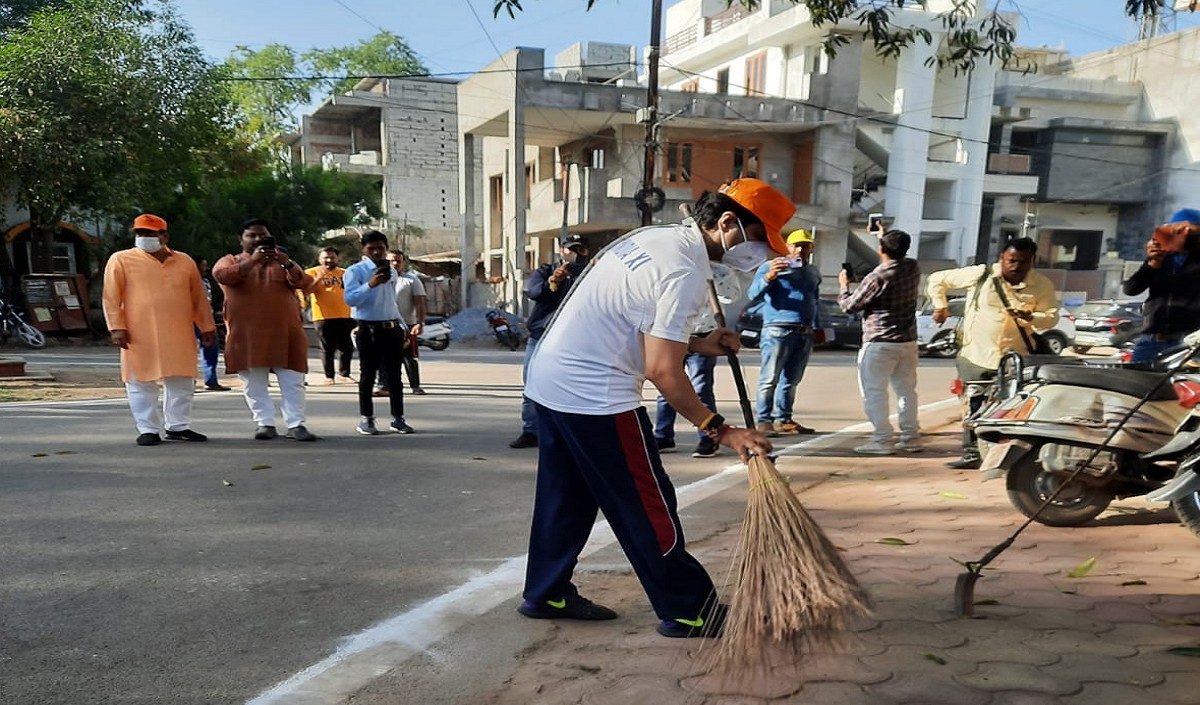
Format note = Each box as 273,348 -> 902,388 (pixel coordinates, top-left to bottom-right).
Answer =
1130,334 -> 1181,363
654,352 -> 716,442
520,337 -> 541,435
755,325 -> 813,423
195,324 -> 218,387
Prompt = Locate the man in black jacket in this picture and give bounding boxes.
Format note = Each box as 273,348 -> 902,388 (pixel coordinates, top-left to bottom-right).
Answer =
1124,209 -> 1200,363
508,234 -> 590,448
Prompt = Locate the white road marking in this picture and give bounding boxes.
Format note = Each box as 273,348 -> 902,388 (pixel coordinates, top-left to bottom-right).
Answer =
246,397 -> 962,705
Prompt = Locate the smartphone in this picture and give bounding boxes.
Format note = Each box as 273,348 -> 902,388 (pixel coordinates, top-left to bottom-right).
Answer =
789,256 -> 805,268
260,234 -> 276,250
842,262 -> 854,279
868,213 -> 884,231
376,260 -> 391,276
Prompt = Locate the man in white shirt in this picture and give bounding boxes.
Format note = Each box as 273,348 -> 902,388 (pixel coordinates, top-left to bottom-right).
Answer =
518,178 -> 793,638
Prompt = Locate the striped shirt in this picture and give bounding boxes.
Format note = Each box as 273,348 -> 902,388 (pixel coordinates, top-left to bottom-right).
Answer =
837,258 -> 921,342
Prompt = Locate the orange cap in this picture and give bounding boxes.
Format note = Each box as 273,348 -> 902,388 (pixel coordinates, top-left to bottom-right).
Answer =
133,213 -> 168,231
720,178 -> 796,255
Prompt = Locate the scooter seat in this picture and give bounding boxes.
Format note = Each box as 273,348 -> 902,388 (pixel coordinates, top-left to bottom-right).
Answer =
1035,364 -> 1178,401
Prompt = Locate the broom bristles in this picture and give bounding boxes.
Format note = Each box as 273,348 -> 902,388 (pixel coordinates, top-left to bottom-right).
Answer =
703,455 -> 871,678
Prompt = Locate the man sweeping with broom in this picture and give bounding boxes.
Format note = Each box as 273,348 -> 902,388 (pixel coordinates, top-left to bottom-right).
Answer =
517,178 -> 791,638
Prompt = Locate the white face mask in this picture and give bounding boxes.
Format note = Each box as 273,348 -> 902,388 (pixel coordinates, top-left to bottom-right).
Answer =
135,236 -> 162,253
720,219 -> 771,272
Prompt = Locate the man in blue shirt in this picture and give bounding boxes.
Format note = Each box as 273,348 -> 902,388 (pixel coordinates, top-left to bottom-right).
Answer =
343,230 -> 415,435
747,229 -> 824,435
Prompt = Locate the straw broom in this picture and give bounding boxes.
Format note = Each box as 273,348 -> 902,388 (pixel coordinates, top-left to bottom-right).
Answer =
700,280 -> 871,678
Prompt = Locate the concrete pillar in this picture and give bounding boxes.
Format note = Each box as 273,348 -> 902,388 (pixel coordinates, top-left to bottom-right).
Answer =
955,66 -> 996,265
505,74 -> 528,314
459,132 -> 477,311
886,38 -> 938,258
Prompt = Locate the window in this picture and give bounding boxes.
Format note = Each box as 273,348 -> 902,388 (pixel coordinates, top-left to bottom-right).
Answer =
745,51 -> 767,96
681,80 -> 699,93
489,175 -> 504,213
525,162 -> 535,197
583,147 -> 606,169
732,145 -> 759,179
665,142 -> 693,184
715,68 -> 730,95
21,241 -> 77,274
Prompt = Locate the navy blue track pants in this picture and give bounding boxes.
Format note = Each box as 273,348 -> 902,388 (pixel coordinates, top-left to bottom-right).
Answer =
523,403 -> 716,621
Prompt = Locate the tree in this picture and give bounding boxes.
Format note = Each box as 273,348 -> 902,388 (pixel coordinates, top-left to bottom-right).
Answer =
0,0 -> 66,34
494,0 -> 1160,74
222,32 -> 428,151
164,164 -> 384,264
0,0 -> 239,272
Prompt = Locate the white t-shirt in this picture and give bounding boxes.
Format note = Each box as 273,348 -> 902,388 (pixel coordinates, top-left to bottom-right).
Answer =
526,224 -> 713,415
393,272 -> 426,326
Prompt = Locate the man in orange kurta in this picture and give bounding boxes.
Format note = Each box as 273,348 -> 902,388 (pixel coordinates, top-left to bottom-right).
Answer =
212,218 -> 316,441
102,214 -> 216,446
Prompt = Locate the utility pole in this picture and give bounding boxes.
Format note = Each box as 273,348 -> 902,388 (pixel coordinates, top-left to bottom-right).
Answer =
560,160 -> 573,248
640,0 -> 663,227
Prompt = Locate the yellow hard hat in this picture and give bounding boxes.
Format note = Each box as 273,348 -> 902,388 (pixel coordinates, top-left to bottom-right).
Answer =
786,229 -> 813,244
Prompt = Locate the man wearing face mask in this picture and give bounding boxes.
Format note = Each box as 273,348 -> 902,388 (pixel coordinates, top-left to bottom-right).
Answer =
103,214 -> 216,446
508,233 -> 590,449
517,178 -> 790,638
747,229 -> 824,436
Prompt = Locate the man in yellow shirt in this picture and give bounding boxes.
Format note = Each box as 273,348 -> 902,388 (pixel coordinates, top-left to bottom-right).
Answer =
925,237 -> 1060,469
301,246 -> 355,384
103,214 -> 216,446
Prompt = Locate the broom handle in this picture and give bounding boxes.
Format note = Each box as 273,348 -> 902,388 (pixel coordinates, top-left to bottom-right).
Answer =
707,281 -> 756,428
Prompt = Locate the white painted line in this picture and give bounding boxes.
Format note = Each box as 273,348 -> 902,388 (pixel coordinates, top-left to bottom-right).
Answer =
246,397 -> 962,705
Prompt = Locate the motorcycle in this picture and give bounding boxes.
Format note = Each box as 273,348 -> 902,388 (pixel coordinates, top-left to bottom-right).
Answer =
485,309 -> 521,351
971,347 -> 1200,527
417,316 -> 452,351
0,287 -> 46,349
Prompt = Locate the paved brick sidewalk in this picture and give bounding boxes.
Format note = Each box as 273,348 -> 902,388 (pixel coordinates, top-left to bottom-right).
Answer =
481,422 -> 1200,705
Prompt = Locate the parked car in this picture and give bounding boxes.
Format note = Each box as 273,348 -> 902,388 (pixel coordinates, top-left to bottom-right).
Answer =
735,298 -> 863,349
916,297 -> 1077,358
1069,299 -> 1145,353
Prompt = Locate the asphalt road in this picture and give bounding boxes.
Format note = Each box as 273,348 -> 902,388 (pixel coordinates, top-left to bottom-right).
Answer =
0,345 -> 956,705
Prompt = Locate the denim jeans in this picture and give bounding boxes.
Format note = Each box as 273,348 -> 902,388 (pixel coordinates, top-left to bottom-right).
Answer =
654,352 -> 717,442
519,337 -> 541,435
755,325 -> 813,423
856,341 -> 919,444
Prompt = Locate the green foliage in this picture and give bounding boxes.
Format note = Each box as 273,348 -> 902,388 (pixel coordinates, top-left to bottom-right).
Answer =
305,31 -> 427,96
222,32 -> 427,150
0,0 -> 68,34
164,164 -> 384,263
0,0 -> 240,269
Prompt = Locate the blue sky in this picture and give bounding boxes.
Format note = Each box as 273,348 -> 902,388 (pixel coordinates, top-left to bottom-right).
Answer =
173,0 -> 1200,75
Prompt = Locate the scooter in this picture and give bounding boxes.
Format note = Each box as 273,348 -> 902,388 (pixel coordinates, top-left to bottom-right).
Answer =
485,309 -> 521,351
972,348 -> 1200,526
1140,374 -> 1200,538
417,316 -> 451,351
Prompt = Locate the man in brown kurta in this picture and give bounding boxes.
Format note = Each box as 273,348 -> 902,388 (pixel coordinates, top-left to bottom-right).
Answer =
212,218 -> 316,441
102,214 -> 216,446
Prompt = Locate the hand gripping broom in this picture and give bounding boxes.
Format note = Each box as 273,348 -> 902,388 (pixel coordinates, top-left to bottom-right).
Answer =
700,279 -> 871,677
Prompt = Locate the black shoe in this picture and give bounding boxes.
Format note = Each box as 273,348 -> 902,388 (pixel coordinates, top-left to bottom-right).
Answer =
412,387 -> 427,395
136,433 -> 162,446
204,384 -> 231,391
946,455 -> 981,470
286,425 -> 317,442
657,603 -> 728,638
656,437 -> 676,453
254,425 -> 277,440
691,436 -> 719,458
165,429 -> 208,442
517,594 -> 618,621
509,432 -> 537,449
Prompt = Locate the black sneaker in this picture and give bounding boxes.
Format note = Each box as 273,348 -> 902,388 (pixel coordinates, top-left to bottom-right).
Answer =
657,603 -> 728,638
286,425 -> 317,442
946,455 -> 982,470
517,594 -> 618,621
136,433 -> 162,446
656,437 -> 676,453
691,436 -> 719,458
254,425 -> 277,440
509,432 -> 537,449
165,429 -> 207,442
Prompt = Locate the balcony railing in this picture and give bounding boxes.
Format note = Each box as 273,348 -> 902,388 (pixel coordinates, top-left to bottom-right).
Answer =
663,24 -> 697,55
987,153 -> 1032,174
706,5 -> 749,34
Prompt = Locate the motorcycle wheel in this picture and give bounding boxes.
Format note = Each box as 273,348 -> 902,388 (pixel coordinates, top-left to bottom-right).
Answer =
1005,447 -> 1115,526
16,319 -> 46,349
926,331 -> 957,359
423,337 -> 449,351
499,331 -> 520,351
1172,491 -> 1200,538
